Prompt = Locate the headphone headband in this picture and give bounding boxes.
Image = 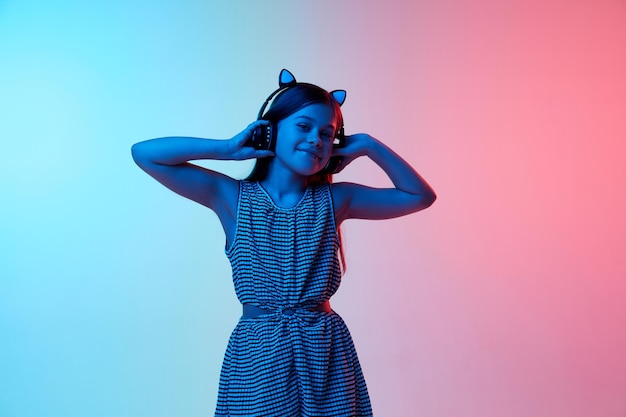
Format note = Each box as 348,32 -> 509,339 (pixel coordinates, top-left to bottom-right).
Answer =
257,69 -> 346,120
256,69 -> 298,119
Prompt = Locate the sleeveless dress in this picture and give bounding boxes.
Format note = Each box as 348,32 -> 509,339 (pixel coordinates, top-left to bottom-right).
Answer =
215,181 -> 373,417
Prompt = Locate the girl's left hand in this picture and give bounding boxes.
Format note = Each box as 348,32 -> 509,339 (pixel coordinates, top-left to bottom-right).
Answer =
330,133 -> 376,173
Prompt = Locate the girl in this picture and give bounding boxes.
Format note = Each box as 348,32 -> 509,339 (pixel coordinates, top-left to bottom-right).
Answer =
131,69 -> 436,417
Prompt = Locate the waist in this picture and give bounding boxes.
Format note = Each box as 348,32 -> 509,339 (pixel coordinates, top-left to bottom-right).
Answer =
242,301 -> 332,319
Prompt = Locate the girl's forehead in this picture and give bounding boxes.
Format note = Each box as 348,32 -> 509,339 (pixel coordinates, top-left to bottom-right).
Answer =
289,104 -> 337,127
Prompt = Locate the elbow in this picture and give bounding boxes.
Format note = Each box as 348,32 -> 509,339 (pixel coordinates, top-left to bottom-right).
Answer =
404,189 -> 436,215
131,141 -> 157,172
131,142 -> 148,167
424,189 -> 437,208
130,142 -> 141,161
412,189 -> 436,212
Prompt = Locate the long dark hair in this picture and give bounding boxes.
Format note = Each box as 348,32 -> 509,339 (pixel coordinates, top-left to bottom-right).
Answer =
245,83 -> 343,185
245,83 -> 347,270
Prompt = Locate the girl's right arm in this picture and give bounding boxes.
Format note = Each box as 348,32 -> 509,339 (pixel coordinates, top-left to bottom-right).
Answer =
131,120 -> 273,226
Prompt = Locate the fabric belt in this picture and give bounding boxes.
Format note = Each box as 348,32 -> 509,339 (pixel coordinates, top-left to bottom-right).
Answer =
242,301 -> 332,319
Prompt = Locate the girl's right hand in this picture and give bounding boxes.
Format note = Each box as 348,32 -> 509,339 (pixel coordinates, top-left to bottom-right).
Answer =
226,120 -> 275,160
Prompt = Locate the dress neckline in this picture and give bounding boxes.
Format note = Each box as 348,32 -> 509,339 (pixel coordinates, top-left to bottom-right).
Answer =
256,181 -> 310,210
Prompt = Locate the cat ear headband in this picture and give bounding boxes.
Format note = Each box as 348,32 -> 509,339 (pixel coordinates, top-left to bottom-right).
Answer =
256,69 -> 346,119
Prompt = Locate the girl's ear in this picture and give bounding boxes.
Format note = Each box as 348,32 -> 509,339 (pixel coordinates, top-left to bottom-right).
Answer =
330,90 -> 347,106
279,69 -> 297,88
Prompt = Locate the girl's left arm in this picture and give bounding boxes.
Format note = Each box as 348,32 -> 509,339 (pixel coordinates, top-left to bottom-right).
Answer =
332,133 -> 436,223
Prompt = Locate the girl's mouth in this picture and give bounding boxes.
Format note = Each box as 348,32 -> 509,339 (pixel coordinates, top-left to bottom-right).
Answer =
298,149 -> 321,160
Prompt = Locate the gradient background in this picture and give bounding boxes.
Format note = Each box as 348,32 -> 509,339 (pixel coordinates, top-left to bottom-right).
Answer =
1,1 -> 625,416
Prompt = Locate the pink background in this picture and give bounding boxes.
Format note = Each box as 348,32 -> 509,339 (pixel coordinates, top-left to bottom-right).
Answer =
333,2 -> 626,415
1,1 -> 624,416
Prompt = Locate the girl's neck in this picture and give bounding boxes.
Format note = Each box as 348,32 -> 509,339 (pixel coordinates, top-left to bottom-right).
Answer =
260,164 -> 309,207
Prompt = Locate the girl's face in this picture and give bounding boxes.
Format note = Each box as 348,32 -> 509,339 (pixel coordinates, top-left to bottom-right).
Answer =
274,103 -> 338,176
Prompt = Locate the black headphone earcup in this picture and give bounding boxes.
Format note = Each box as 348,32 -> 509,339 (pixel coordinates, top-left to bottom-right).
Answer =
321,126 -> 345,174
247,122 -> 276,151
322,156 -> 344,174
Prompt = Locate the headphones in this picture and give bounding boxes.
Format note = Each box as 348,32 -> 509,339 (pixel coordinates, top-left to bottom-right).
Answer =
245,69 -> 347,174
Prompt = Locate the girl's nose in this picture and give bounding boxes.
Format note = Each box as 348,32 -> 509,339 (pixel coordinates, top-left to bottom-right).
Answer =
308,131 -> 323,147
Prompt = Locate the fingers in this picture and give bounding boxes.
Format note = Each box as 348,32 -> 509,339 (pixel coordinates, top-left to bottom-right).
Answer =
254,149 -> 275,158
246,119 -> 270,132
331,147 -> 346,156
231,120 -> 270,148
239,120 -> 270,138
332,146 -> 353,158
230,147 -> 274,161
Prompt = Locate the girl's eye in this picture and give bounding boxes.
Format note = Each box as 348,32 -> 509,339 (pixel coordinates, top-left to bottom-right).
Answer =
297,123 -> 310,131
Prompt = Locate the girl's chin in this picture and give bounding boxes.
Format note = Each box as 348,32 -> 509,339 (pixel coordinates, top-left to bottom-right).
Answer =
295,164 -> 325,177
270,156 -> 326,176
297,168 -> 321,177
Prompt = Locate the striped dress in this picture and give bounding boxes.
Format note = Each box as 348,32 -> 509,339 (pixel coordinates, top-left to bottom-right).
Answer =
215,181 -> 372,417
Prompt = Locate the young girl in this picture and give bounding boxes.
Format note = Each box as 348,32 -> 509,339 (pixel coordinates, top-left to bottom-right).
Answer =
131,69 -> 436,417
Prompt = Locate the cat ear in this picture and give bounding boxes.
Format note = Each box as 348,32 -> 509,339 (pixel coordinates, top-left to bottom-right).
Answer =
330,90 -> 347,106
279,69 -> 297,88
